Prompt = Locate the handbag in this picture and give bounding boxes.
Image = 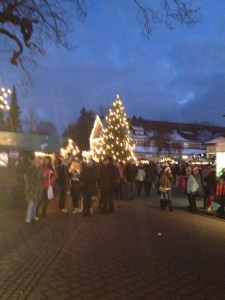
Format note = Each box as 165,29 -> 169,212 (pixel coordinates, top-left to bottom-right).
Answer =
47,184 -> 54,200
159,185 -> 166,193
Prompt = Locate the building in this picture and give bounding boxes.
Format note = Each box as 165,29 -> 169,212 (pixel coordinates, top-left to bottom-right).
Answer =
206,136 -> 225,177
0,131 -> 67,166
90,116 -> 225,162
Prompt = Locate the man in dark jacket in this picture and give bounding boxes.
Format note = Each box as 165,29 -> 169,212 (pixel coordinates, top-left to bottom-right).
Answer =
57,158 -> 69,212
124,160 -> 138,200
81,159 -> 97,216
98,157 -> 118,213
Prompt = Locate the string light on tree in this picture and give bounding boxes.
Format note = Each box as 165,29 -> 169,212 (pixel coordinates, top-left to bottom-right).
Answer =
0,87 -> 11,110
60,138 -> 80,159
93,94 -> 136,163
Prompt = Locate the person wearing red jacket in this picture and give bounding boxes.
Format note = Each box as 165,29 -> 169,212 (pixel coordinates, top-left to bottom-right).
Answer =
37,156 -> 55,218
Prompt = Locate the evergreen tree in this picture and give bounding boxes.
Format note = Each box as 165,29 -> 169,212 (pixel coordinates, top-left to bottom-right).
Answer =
0,109 -> 5,131
63,108 -> 95,151
93,95 -> 136,163
6,86 -> 22,132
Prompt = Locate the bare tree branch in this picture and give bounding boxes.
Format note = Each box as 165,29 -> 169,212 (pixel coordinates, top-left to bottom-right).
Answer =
133,0 -> 201,37
0,0 -> 200,82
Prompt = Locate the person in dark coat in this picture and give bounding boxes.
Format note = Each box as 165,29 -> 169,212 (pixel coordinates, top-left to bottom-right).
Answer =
98,157 -> 118,213
81,160 -> 97,216
217,169 -> 225,213
106,157 -> 118,212
57,158 -> 70,213
203,167 -> 216,212
124,160 -> 138,200
144,163 -> 156,197
36,156 -> 55,218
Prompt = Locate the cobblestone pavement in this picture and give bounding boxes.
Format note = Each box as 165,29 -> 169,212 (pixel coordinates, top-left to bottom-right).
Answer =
0,192 -> 225,300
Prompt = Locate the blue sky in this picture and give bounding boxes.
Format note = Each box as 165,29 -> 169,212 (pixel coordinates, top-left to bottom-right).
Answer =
0,0 -> 225,132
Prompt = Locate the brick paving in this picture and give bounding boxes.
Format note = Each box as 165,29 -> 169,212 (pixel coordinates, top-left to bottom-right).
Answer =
0,192 -> 225,300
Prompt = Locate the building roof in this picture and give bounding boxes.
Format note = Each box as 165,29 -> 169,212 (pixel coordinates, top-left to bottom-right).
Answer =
130,118 -> 225,143
0,131 -> 67,153
205,136 -> 225,144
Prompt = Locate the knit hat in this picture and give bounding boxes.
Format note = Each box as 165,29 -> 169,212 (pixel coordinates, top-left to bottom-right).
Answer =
192,166 -> 199,172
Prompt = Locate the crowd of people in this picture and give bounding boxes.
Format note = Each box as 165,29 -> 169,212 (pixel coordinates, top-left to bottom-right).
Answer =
1,154 -> 225,222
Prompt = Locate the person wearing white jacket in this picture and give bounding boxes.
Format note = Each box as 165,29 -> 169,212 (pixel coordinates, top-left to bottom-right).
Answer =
187,166 -> 200,213
135,165 -> 146,196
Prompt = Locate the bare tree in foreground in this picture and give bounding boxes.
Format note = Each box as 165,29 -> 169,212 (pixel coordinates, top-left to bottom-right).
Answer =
0,0 -> 200,81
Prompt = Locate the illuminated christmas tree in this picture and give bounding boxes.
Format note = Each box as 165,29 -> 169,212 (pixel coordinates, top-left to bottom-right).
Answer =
0,87 -> 11,110
93,95 -> 136,163
60,138 -> 80,159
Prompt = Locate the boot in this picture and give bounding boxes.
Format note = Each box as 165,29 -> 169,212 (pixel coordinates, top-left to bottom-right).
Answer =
160,199 -> 165,210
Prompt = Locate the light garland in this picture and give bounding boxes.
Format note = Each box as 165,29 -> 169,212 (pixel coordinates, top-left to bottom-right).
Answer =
0,87 -> 11,110
60,138 -> 80,159
92,94 -> 136,163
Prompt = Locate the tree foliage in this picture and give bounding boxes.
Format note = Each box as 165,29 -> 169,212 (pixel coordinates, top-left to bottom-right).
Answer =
0,0 -> 200,80
6,86 -> 22,132
63,108 -> 95,151
24,106 -> 39,133
35,120 -> 58,135
134,0 -> 200,37
0,0 -> 86,80
92,95 -> 136,163
0,109 -> 5,130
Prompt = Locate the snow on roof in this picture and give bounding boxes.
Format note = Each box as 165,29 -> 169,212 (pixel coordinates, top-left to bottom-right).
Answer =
196,130 -> 214,143
170,130 -> 189,142
135,146 -> 158,153
179,130 -> 193,135
131,125 -> 145,131
135,145 -> 205,155
205,136 -> 225,144
146,130 -> 155,138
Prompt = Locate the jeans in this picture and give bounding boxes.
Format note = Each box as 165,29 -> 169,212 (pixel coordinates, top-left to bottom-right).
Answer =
162,189 -> 173,210
71,186 -> 80,209
58,183 -> 67,210
126,181 -> 134,200
36,189 -> 49,217
83,193 -> 92,215
26,201 -> 38,220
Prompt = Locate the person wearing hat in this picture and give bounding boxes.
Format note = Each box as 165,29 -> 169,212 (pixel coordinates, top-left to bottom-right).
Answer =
159,166 -> 174,211
217,169 -> 225,213
187,166 -> 200,213
203,167 -> 216,212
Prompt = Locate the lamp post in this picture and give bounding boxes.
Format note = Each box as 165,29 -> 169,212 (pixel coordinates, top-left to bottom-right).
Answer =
0,88 -> 11,110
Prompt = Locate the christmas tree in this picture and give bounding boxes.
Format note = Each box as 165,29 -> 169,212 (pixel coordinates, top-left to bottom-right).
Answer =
6,86 -> 22,132
93,95 -> 136,163
60,138 -> 80,160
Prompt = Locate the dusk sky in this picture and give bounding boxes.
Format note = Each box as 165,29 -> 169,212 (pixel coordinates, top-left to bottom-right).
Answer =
1,0 -> 225,132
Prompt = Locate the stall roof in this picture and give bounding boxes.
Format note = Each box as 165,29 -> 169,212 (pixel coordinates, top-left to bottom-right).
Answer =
205,136 -> 225,144
0,131 -> 67,153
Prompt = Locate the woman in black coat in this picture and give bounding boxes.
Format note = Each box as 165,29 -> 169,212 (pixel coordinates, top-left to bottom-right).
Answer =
203,169 -> 216,212
81,160 -> 97,216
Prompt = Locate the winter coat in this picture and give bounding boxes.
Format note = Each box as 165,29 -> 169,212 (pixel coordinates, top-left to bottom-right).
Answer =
81,165 -> 97,196
24,166 -> 43,202
187,173 -> 199,194
135,168 -> 146,182
124,163 -> 138,182
98,162 -> 118,192
203,172 -> 216,197
159,172 -> 174,189
42,166 -> 55,190
145,165 -> 155,182
57,163 -> 68,186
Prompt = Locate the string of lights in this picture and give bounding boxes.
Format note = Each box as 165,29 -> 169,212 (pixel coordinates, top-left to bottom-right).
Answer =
92,94 -> 136,163
0,87 -> 11,110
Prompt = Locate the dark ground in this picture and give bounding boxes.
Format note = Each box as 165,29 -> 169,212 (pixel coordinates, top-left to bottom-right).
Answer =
0,188 -> 225,300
